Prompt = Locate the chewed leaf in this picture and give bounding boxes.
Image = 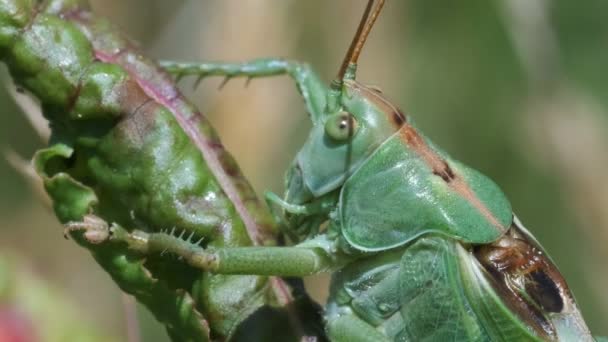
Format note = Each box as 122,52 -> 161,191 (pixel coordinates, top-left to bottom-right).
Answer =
33,144 -> 98,222
1,1 -> 323,340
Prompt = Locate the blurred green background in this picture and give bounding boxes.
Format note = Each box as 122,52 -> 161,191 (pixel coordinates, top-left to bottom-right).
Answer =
1,0 -> 607,340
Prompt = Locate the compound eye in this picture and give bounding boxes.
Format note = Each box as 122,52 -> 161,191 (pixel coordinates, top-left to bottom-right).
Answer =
324,112 -> 358,142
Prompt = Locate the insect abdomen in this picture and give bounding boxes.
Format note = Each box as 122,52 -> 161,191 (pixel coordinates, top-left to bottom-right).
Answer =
473,219 -> 594,341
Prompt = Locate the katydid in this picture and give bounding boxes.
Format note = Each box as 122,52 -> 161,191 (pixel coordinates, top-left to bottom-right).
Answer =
107,0 -> 598,340
1,0 -> 600,340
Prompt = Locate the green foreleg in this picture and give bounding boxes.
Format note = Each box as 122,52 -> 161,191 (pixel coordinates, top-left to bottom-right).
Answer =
160,58 -> 328,120
92,222 -> 334,277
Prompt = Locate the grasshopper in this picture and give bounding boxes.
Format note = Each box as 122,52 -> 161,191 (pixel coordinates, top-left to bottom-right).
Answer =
1,0 -> 602,340
112,0 -> 599,340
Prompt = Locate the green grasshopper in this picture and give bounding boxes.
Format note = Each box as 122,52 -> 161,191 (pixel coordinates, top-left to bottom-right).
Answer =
107,0 -> 597,340
1,0 -> 601,340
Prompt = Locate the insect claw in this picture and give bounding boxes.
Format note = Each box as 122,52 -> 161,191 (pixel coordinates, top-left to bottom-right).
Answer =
63,215 -> 110,244
245,76 -> 253,87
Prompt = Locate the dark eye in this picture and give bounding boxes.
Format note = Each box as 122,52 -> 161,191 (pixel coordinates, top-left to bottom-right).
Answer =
324,112 -> 358,142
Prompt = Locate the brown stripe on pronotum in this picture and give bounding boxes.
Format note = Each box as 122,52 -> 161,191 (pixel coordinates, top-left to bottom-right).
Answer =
399,124 -> 505,230
433,160 -> 456,183
335,0 -> 501,230
392,109 -> 406,127
344,80 -> 407,129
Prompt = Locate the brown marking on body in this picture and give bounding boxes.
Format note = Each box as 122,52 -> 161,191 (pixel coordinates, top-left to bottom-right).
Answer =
433,160 -> 455,183
346,80 -> 504,230
399,124 -> 505,230
474,223 -> 574,339
392,109 -> 406,127
345,80 -> 407,129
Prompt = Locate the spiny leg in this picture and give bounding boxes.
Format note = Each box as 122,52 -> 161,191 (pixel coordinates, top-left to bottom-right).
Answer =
161,58 -> 330,240
160,58 -> 327,119
66,215 -> 334,277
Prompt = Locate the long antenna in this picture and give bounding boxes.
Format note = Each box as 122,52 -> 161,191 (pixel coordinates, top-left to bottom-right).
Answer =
336,0 -> 386,81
